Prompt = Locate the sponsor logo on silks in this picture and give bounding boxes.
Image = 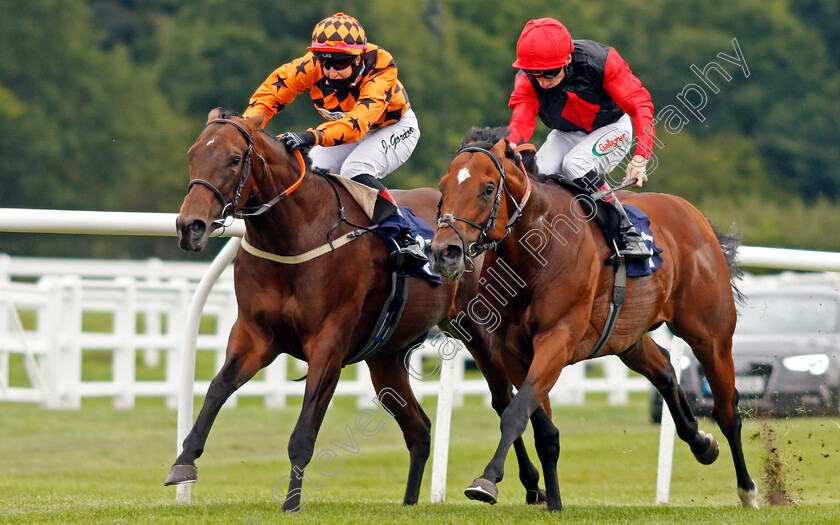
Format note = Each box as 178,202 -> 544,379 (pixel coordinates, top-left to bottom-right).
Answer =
592,131 -> 627,156
318,107 -> 347,121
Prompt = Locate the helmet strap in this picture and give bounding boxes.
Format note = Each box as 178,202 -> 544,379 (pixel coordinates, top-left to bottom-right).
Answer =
349,61 -> 365,87
325,62 -> 365,90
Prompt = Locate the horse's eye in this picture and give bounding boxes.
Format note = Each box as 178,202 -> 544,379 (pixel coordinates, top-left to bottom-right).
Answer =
231,156 -> 241,167
483,183 -> 495,196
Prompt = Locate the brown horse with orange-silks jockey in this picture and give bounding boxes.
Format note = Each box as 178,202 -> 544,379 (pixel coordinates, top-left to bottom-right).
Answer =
165,110 -> 551,510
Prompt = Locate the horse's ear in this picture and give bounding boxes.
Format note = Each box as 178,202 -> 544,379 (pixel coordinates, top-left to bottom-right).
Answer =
206,107 -> 222,123
490,138 -> 507,158
243,111 -> 265,133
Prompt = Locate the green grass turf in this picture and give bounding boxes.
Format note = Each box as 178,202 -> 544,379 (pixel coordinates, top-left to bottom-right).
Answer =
1,394 -> 839,524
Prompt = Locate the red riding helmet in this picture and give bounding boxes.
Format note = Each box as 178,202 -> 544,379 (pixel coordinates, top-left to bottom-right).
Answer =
512,18 -> 575,70
307,12 -> 367,56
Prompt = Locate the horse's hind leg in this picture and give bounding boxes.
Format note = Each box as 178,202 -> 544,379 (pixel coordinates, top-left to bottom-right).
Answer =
165,321 -> 274,485
366,351 -> 433,505
619,336 -> 719,462
680,331 -> 758,507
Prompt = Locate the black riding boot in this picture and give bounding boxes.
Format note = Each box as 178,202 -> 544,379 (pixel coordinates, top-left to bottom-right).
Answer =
607,197 -> 651,261
576,169 -> 651,262
351,174 -> 429,270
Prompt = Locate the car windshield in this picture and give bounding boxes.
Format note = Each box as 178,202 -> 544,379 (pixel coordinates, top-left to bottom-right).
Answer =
737,294 -> 839,335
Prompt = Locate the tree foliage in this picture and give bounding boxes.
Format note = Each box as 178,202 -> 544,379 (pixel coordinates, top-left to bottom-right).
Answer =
1,0 -> 839,257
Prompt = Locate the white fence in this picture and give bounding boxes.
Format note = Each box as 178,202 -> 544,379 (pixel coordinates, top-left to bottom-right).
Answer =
5,244 -> 840,411
0,253 -> 649,409
1,270 -> 231,409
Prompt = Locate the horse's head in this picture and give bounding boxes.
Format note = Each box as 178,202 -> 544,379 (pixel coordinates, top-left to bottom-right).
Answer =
176,108 -> 265,251
431,130 -> 532,280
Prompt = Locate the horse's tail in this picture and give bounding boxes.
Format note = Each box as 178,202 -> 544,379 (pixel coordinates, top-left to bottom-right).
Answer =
708,219 -> 745,306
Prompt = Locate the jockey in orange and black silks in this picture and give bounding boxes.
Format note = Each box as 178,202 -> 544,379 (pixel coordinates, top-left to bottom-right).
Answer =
242,12 -> 427,271
243,14 -> 411,148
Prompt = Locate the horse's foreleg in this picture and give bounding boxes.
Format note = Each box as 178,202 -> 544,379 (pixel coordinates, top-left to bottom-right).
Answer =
494,393 -> 548,504
461,335 -> 545,504
466,335 -> 569,511
165,322 -> 272,485
366,352 -> 431,505
280,349 -> 342,513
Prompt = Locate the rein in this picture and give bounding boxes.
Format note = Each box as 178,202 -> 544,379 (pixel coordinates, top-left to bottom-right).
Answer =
437,145 -> 532,270
238,148 -> 307,218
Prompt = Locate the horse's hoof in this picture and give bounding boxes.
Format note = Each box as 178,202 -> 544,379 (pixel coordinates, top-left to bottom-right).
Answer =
738,480 -> 759,508
694,431 -> 720,465
526,488 -> 547,504
164,464 -> 198,486
464,477 -> 498,505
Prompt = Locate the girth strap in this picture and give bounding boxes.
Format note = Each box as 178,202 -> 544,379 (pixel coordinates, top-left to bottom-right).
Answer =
291,270 -> 410,381
343,270 -> 410,366
586,250 -> 628,359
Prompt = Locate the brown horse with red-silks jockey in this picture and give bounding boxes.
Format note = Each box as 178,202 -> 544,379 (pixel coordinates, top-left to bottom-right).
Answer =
430,126 -> 757,511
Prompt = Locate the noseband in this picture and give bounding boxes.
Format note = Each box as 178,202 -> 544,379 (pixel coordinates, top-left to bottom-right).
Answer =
437,146 -> 532,270
188,118 -> 307,227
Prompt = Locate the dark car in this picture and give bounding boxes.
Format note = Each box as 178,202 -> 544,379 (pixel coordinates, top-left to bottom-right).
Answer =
651,287 -> 840,422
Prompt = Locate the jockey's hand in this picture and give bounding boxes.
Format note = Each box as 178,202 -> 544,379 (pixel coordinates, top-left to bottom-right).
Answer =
278,131 -> 316,151
624,155 -> 648,188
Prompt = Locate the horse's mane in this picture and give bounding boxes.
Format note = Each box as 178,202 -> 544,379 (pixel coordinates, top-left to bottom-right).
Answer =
459,126 -> 510,151
459,126 -> 548,182
219,109 -> 275,141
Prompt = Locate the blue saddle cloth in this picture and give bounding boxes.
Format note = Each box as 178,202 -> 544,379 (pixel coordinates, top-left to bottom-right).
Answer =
618,205 -> 664,278
378,207 -> 442,285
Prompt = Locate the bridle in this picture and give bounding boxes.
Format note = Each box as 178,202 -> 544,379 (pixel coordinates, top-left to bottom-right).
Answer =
437,145 -> 532,271
188,117 -> 376,263
188,118 -> 306,228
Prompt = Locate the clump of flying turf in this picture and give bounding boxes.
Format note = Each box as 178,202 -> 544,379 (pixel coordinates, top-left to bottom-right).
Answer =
750,421 -> 799,506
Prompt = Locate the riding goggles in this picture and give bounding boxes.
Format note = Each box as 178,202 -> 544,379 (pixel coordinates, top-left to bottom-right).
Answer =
314,52 -> 357,70
524,67 -> 564,79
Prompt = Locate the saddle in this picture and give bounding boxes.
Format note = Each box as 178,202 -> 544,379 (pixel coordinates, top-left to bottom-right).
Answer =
545,175 -> 663,277
546,175 -> 622,250
326,173 -> 382,222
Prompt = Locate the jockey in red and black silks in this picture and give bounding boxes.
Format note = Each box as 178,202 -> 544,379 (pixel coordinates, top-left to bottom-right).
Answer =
507,18 -> 655,261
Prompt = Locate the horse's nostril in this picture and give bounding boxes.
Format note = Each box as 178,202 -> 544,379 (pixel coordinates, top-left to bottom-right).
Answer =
444,244 -> 462,261
188,221 -> 206,238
